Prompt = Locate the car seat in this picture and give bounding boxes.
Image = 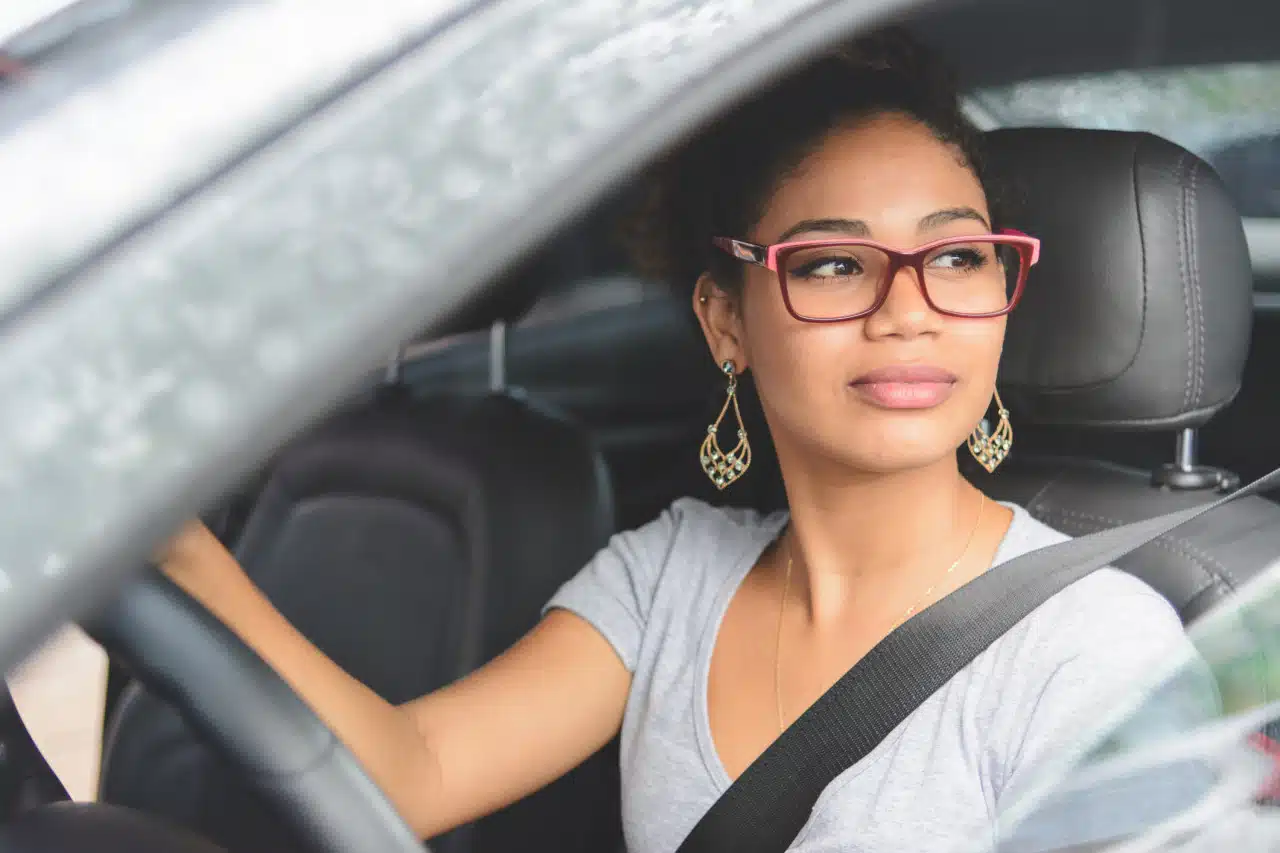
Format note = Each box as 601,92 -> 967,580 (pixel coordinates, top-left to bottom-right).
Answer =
98,381 -> 622,853
980,127 -> 1275,623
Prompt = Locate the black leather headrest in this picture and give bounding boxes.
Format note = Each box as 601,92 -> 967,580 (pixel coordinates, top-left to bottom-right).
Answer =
988,128 -> 1254,431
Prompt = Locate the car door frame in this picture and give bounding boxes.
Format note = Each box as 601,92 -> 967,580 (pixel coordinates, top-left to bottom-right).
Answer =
0,0 -> 943,674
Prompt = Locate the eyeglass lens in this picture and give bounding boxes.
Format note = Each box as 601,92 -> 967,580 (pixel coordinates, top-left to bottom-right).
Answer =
779,238 -> 1022,319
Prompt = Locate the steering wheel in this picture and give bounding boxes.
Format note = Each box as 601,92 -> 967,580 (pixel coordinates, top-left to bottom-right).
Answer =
82,570 -> 429,853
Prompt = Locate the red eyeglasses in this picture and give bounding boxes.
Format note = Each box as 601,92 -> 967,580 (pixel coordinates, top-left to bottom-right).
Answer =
712,230 -> 1041,322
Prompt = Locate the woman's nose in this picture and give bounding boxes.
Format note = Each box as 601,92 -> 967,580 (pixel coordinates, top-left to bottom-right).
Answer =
863,265 -> 942,339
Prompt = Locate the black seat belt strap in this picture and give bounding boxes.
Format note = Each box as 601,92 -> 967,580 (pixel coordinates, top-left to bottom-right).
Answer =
676,465 -> 1280,853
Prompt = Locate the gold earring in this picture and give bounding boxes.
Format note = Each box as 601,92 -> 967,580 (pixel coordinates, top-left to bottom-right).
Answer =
701,361 -> 752,489
968,389 -> 1012,473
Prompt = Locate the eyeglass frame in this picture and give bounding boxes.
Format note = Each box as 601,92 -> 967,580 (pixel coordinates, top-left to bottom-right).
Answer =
711,229 -> 1041,323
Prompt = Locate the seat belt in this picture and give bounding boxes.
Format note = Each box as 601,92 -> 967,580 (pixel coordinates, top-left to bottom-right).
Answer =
675,465 -> 1280,853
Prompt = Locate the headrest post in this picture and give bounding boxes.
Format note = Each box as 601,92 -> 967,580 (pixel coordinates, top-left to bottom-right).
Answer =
489,319 -> 507,393
1174,428 -> 1197,472
1151,427 -> 1238,493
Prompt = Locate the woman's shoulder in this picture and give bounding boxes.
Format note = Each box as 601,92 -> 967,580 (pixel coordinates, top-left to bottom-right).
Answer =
600,496 -> 788,572
990,503 -> 1192,702
655,496 -> 788,540
996,502 -> 1181,623
614,496 -> 788,587
543,498 -> 786,670
657,495 -> 784,528
982,505 -> 1206,801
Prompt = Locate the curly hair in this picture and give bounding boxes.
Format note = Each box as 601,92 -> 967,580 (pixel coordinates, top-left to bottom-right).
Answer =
621,26 -> 996,293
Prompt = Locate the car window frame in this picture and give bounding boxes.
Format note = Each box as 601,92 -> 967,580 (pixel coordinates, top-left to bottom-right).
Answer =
0,0 -> 941,675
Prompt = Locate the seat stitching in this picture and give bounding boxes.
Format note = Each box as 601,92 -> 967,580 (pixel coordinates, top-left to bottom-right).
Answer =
1033,505 -> 1240,591
1175,151 -> 1195,411
1024,471 -> 1064,509
1188,160 -> 1205,408
1036,509 -> 1226,604
1049,505 -> 1236,583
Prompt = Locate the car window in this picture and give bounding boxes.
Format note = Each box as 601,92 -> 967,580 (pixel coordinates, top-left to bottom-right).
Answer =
968,62 -> 1280,290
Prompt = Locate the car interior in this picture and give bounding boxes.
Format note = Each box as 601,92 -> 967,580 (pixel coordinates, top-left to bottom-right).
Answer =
1,0 -> 1279,851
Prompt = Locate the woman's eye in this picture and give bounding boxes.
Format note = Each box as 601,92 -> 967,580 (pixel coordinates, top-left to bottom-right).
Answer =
929,248 -> 987,271
793,256 -> 861,278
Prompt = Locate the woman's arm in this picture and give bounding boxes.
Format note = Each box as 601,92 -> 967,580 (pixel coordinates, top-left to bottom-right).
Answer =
160,522 -> 630,840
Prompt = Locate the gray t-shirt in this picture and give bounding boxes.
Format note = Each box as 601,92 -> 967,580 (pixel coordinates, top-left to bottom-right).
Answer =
545,497 -> 1194,853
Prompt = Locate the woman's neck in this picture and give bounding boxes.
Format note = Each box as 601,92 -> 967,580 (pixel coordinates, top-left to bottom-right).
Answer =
774,446 -> 992,630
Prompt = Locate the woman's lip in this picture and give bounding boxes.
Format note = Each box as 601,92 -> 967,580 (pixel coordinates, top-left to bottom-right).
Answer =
850,380 -> 955,409
851,365 -> 958,384
849,366 -> 957,409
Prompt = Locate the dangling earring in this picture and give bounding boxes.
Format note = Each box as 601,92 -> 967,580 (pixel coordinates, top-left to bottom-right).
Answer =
968,389 -> 1013,473
701,360 -> 752,489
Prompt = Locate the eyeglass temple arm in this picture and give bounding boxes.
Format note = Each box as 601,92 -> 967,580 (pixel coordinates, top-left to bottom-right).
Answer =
712,237 -> 770,268
998,228 -> 1041,265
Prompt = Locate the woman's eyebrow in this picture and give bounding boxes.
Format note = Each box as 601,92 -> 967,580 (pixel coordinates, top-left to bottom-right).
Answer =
776,217 -> 871,242
917,207 -> 991,232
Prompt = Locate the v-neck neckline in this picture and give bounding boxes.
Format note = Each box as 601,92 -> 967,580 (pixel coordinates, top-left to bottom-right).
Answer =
690,507 -> 785,790
691,501 -> 1027,791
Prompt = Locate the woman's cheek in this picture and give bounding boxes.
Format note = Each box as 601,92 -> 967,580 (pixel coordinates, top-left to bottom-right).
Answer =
949,319 -> 1006,381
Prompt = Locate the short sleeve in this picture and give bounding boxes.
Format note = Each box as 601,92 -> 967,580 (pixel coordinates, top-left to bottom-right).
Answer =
997,574 -> 1217,810
542,500 -> 686,672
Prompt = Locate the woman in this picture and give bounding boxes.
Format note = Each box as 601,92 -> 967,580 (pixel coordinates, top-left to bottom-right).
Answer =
159,28 -> 1191,853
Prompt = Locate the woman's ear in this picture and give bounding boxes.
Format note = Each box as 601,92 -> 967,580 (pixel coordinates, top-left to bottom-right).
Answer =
692,272 -> 748,371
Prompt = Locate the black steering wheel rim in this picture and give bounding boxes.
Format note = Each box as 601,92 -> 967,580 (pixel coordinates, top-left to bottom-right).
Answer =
82,569 -> 428,853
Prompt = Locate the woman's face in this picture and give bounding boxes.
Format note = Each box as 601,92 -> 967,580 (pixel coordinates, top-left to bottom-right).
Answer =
695,113 -> 1006,475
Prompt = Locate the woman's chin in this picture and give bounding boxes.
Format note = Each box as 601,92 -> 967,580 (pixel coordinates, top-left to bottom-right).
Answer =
815,419 -> 966,474
851,450 -> 958,475
772,410 -> 971,476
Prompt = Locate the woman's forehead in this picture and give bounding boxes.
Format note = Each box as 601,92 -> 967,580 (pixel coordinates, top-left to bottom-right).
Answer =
752,116 -> 990,242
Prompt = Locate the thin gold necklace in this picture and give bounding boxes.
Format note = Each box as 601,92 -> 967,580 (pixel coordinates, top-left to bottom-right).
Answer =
899,493 -> 986,625
774,550 -> 794,734
773,493 -> 987,734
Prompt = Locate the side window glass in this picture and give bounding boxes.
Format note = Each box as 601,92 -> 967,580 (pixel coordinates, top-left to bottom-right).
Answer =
1212,132 -> 1280,219
968,63 -> 1280,290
